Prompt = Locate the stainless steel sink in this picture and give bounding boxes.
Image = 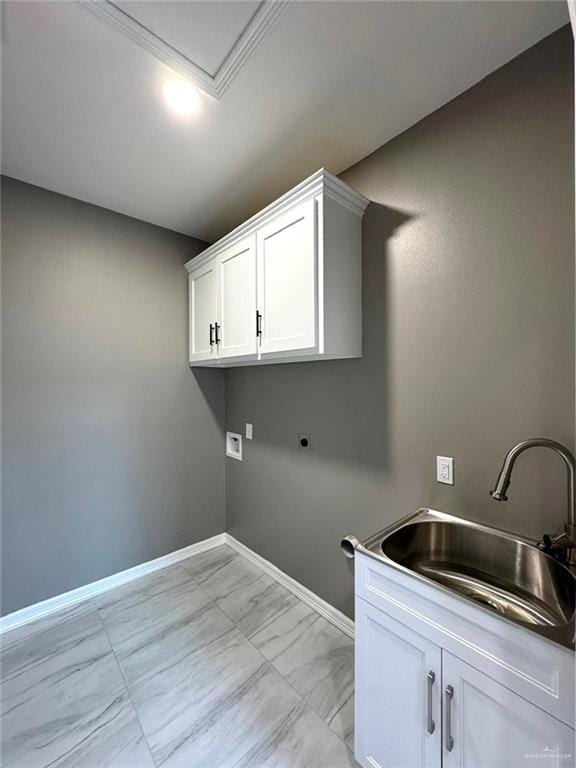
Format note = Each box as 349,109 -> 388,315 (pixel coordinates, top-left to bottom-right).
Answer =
348,509 -> 576,649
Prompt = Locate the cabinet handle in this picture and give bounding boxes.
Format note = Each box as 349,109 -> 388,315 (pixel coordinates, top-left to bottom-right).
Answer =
256,311 -> 262,341
445,685 -> 454,752
426,671 -> 435,735
214,322 -> 220,345
209,323 -> 215,347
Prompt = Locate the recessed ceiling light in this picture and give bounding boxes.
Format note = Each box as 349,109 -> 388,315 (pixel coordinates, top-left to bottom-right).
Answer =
162,78 -> 202,117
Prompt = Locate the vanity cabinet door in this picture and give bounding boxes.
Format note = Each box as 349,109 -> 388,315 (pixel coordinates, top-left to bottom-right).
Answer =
442,651 -> 575,768
216,235 -> 257,360
188,261 -> 218,363
256,197 -> 317,357
355,597 -> 442,768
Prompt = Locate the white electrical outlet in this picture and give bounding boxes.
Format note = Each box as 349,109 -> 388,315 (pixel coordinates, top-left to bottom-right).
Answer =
245,423 -> 253,440
436,456 -> 454,485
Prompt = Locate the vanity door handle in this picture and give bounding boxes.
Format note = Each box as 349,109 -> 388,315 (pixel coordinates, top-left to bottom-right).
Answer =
209,323 -> 214,347
426,671 -> 435,734
214,322 -> 221,345
445,685 -> 454,752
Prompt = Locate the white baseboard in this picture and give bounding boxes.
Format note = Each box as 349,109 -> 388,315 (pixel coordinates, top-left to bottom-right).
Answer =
1,531 -> 355,641
0,533 -> 226,636
225,533 -> 355,639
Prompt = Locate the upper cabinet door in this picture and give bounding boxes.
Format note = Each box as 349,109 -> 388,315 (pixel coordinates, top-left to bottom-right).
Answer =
442,651 -> 575,768
217,236 -> 257,359
256,197 -> 317,356
355,598 -> 442,768
188,262 -> 217,363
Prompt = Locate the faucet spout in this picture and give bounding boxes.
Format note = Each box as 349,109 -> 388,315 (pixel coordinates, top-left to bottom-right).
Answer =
490,438 -> 576,564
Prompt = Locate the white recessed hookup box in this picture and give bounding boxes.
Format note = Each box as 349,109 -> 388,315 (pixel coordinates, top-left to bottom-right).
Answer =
226,431 -> 242,461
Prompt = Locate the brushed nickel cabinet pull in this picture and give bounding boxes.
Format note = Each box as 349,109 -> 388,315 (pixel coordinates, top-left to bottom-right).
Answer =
426,671 -> 435,734
445,685 -> 454,752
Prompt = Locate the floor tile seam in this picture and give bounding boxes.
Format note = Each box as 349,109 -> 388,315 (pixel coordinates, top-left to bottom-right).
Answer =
327,689 -> 354,724
204,591 -> 314,719
150,650 -> 292,768
197,550 -> 354,748
209,574 -> 281,627
89,546 -> 352,753
93,568 -> 226,658
194,546 -> 319,635
225,695 -> 318,768
6,564 -> 203,641
92,598 -> 160,768
180,546 -> 268,607
95,593 -> 244,707
233,609 -> 353,751
302,657 -> 355,731
178,566 -> 238,621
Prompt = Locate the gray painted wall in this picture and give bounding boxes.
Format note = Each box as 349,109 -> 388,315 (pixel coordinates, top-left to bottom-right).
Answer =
1,178 -> 225,614
225,27 -> 575,618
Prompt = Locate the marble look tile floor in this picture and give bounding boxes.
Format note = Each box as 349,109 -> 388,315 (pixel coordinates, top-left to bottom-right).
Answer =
1,545 -> 357,768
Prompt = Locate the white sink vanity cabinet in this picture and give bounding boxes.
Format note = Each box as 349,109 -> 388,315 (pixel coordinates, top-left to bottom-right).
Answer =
185,169 -> 369,367
355,551 -> 575,768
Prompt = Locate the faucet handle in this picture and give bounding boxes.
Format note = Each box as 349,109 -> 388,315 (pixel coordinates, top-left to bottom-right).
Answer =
537,532 -> 574,562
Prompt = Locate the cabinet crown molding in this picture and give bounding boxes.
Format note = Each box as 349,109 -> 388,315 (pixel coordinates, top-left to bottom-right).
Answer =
185,168 -> 369,273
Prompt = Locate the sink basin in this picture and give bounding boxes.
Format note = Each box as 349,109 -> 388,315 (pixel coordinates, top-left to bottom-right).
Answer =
358,509 -> 576,648
382,520 -> 574,626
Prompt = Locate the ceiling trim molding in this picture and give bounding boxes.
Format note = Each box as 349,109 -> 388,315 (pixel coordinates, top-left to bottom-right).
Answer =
77,0 -> 290,99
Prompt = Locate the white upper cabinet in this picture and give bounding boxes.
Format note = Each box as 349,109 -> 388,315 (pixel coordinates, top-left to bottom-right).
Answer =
257,197 -> 317,357
188,260 -> 217,363
217,235 -> 257,360
185,169 -> 369,367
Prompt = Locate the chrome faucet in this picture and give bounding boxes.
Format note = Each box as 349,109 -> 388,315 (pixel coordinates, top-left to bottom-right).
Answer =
490,438 -> 576,566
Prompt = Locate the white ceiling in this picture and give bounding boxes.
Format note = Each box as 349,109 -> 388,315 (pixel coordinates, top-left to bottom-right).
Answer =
1,1 -> 569,243
112,1 -> 261,76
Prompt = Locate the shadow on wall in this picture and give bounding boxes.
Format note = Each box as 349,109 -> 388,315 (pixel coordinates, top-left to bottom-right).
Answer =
224,201 -> 415,472
191,367 -> 226,428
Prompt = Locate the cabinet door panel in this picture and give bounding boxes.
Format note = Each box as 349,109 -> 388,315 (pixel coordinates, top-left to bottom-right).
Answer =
217,236 -> 257,359
443,651 -> 575,768
355,597 -> 442,768
256,198 -> 317,355
189,263 -> 217,362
